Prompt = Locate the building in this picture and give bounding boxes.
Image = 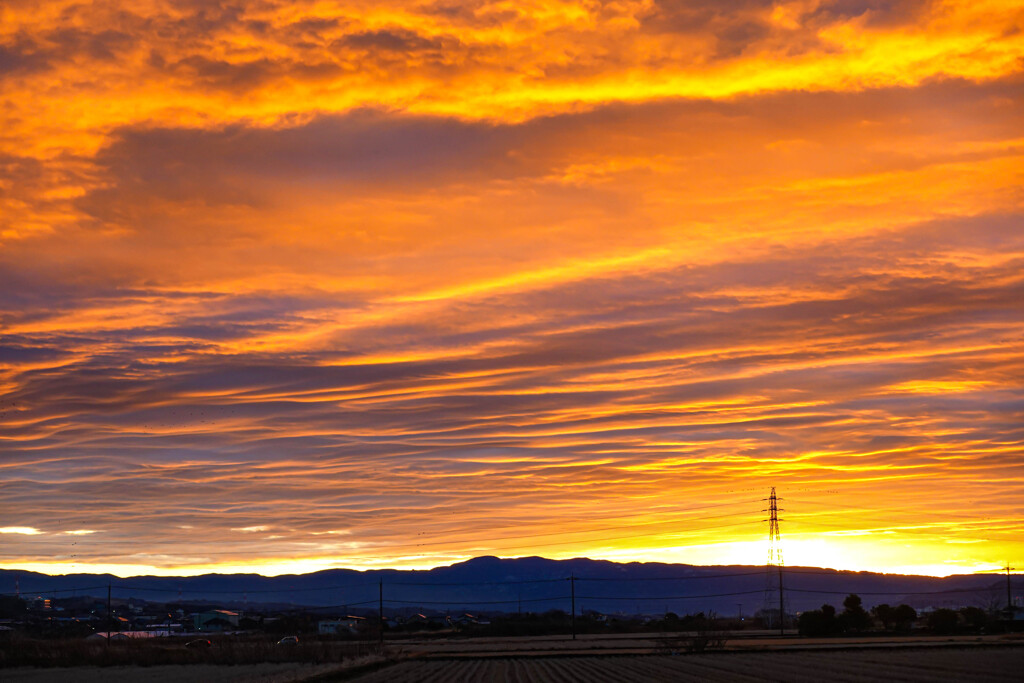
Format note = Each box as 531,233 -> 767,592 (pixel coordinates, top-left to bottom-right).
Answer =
193,609 -> 240,632
318,615 -> 366,635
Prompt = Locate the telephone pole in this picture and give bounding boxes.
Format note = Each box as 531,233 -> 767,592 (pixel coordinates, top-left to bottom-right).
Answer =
1006,564 -> 1016,615
106,582 -> 112,646
378,578 -> 384,647
570,574 -> 576,640
763,488 -> 784,635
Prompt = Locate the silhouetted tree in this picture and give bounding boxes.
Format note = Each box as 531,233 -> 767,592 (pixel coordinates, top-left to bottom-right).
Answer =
839,594 -> 872,632
0,595 -> 26,618
893,604 -> 917,631
871,603 -> 895,630
927,608 -> 959,634
798,603 -> 838,636
958,606 -> 988,632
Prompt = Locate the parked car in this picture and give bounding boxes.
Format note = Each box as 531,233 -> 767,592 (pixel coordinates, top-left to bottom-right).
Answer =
185,638 -> 211,648
277,635 -> 299,646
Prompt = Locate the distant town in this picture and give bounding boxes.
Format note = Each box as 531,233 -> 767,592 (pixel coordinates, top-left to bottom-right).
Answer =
2,555 -> 1020,661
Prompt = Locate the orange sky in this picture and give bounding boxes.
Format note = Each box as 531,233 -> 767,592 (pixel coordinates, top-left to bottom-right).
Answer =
1,0 -> 1022,578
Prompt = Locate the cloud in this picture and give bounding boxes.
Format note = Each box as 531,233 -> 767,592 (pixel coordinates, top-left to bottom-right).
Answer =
1,0 -> 1021,575
1,210 -> 1021,572
2,75 -> 1010,310
337,29 -> 447,52
0,40 -> 51,75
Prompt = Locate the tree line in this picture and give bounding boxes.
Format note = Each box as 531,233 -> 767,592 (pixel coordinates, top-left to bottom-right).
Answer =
798,594 -> 1000,636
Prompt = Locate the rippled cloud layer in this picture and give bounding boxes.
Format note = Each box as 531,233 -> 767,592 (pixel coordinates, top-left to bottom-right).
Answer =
1,0 -> 1022,576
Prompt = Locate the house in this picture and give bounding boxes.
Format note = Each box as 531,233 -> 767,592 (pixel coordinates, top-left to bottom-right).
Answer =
193,609 -> 240,632
318,615 -> 366,635
150,621 -> 185,633
87,631 -> 160,641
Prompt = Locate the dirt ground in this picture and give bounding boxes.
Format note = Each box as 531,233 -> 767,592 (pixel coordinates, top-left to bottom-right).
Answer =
386,631 -> 1020,658
2,656 -> 384,683
5,636 -> 1020,682
346,646 -> 1024,682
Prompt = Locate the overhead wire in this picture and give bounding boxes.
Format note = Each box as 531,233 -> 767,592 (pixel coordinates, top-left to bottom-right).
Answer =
577,589 -> 765,601
5,494 -> 1013,607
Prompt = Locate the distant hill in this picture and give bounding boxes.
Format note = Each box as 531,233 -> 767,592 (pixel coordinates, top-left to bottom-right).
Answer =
2,556 -> 1016,617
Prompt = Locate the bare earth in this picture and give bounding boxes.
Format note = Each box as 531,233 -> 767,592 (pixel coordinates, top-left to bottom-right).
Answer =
386,631 -> 1018,658
2,657 -> 383,683
348,647 -> 1024,682
5,638 -> 1021,682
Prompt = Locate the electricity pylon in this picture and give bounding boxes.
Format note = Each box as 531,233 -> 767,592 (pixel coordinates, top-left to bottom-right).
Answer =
763,487 -> 785,635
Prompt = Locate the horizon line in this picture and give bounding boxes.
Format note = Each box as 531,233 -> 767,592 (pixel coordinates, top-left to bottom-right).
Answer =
1,554 -> 1017,581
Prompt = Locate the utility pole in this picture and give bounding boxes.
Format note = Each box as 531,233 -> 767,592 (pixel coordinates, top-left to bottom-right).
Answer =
1006,564 -> 1016,615
570,574 -> 576,640
763,487 -> 785,635
378,578 -> 384,647
106,582 -> 112,645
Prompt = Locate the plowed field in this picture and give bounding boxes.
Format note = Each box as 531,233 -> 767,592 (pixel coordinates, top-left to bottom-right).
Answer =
349,647 -> 1023,682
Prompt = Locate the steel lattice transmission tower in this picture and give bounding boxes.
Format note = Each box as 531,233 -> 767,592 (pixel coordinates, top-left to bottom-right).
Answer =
763,487 -> 785,634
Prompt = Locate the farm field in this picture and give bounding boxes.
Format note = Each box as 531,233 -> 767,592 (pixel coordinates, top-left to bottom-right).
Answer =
347,647 -> 1024,682
388,631 -> 1017,658
1,656 -> 387,683
2,662 -> 344,683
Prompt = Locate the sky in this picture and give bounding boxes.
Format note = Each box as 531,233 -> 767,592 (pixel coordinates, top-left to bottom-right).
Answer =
1,0 -> 1022,578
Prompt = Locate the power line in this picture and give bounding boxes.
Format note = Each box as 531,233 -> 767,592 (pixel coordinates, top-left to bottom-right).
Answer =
389,577 -> 565,587
281,599 -> 379,612
0,584 -> 108,596
7,492 -> 1012,610
579,568 -> 873,581
107,580 -> 382,595
577,573 -> 770,581
786,498 -> 1024,519
1,567 -> 891,599
383,596 -> 566,606
2,565 -> 863,598
786,586 -> 1002,597
4,580 -> 1007,606
578,589 -> 765,601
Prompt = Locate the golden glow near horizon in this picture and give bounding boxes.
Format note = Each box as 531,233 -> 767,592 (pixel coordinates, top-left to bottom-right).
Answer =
1,0 -> 1022,579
